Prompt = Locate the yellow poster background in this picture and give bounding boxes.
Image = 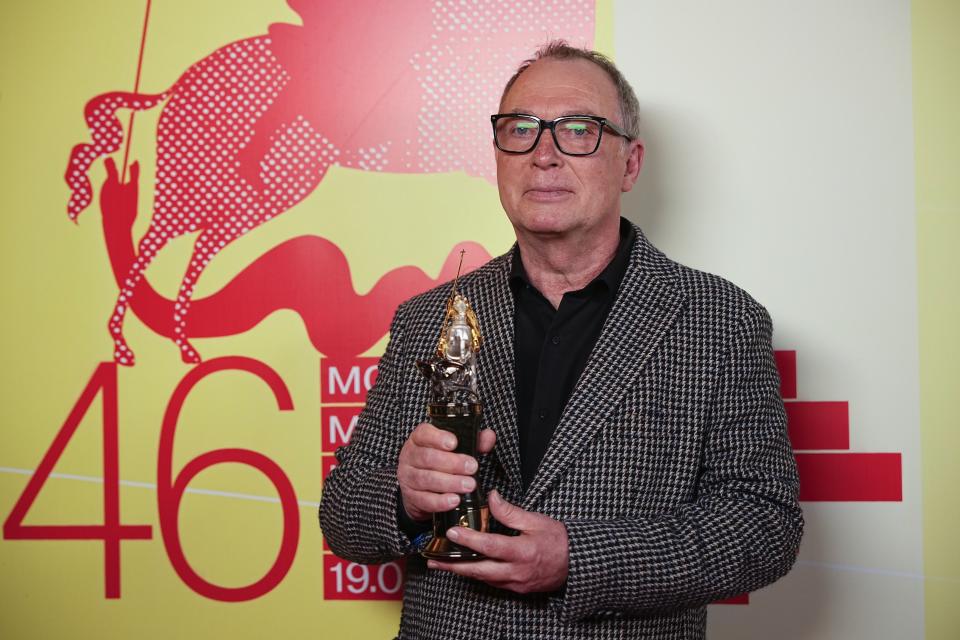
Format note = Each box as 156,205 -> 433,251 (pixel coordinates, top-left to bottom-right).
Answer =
915,0 -> 960,638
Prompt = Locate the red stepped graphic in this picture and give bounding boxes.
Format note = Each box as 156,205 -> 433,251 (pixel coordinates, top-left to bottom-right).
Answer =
775,350 -> 903,502
715,350 -> 903,605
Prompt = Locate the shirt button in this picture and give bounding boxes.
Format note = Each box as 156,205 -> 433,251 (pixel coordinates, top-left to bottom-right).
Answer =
538,409 -> 547,419
551,335 -> 561,345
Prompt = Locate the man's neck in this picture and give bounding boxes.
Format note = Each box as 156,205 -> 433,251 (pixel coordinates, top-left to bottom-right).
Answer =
516,218 -> 622,309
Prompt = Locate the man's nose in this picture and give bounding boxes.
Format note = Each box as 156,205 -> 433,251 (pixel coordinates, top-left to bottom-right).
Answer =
531,129 -> 563,168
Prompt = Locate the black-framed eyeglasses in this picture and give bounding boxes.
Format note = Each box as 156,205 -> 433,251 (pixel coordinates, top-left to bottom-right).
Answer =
490,113 -> 632,156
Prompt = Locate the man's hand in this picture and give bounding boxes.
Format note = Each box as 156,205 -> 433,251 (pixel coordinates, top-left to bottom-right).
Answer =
397,424 -> 496,522
428,490 -> 569,594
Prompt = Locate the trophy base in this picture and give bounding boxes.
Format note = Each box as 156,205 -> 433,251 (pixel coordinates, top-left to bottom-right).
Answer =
420,504 -> 490,561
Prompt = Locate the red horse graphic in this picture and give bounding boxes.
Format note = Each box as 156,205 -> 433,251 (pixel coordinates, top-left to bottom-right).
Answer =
65,0 -> 595,364
96,156 -> 492,359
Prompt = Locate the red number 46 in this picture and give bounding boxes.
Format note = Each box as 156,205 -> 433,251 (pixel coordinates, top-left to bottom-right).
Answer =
3,357 -> 298,601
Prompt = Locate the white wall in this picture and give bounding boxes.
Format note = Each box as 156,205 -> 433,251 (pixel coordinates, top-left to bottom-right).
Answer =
615,2 -> 922,637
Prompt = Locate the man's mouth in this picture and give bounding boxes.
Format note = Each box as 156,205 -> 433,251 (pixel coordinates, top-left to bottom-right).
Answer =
524,188 -> 573,202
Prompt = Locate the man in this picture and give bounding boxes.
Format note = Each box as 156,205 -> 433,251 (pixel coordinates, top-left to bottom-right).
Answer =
320,41 -> 802,639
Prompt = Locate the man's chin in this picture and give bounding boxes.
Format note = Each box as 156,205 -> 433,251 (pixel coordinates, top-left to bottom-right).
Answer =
516,220 -> 576,239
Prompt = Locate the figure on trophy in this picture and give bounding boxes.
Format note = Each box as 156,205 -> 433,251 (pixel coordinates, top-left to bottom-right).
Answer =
418,292 -> 482,404
415,254 -> 490,560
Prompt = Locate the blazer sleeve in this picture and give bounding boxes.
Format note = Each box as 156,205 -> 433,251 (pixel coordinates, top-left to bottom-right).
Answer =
555,301 -> 803,620
318,303 -> 418,564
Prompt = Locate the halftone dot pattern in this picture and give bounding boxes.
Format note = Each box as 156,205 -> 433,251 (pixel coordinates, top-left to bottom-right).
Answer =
67,93 -> 166,219
414,0 -> 595,179
67,37 -> 323,365
64,2 -> 595,365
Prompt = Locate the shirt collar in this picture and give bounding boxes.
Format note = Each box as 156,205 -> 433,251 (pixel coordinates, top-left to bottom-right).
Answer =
509,217 -> 636,296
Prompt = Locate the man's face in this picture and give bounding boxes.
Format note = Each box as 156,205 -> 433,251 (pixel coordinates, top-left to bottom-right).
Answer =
495,57 -> 643,240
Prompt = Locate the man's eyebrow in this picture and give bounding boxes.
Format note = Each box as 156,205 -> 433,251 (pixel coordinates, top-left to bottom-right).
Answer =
501,109 -> 600,118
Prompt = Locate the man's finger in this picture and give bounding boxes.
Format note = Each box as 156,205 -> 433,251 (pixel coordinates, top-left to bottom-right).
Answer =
411,422 -> 458,451
104,157 -> 118,181
405,489 -> 461,515
129,160 -> 140,183
406,467 -> 476,494
477,428 -> 496,455
411,446 -> 477,476
428,558 -> 518,585
487,490 -> 533,531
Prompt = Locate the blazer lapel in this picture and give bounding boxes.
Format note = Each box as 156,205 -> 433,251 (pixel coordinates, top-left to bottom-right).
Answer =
471,252 -> 524,496
521,229 -> 688,510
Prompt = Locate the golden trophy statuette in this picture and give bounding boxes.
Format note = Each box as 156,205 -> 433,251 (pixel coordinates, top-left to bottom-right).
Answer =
415,255 -> 489,561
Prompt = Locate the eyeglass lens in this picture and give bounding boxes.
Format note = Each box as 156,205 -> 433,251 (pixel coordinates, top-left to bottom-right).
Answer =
495,116 -> 602,155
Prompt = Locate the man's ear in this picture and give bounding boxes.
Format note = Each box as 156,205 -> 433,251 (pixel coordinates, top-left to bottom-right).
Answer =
621,140 -> 644,193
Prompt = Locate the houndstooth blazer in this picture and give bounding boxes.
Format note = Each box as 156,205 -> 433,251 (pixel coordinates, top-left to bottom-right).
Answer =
319,222 -> 803,639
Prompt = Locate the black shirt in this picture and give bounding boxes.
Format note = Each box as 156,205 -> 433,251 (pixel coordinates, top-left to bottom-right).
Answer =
509,218 -> 635,489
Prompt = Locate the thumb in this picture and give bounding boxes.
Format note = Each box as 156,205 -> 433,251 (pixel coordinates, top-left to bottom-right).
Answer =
129,160 -> 140,183
477,428 -> 496,455
488,490 -> 531,531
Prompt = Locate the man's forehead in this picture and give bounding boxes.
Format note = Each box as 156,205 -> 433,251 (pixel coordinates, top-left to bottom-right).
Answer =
500,57 -> 618,114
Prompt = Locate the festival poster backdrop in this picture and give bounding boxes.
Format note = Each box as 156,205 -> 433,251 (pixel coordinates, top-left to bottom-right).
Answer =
0,1 -> 594,637
1,1 -> 953,638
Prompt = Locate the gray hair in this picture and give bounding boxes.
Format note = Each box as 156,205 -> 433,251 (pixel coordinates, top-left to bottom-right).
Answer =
500,40 -> 641,140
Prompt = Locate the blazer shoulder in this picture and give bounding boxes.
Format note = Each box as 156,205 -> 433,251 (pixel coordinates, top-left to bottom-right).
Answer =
637,228 -> 770,326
